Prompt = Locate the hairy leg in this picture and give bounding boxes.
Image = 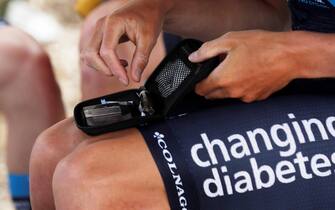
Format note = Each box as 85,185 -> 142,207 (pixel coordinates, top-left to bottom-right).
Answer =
0,26 -> 65,174
30,118 -> 141,209
80,0 -> 166,100
53,127 -> 169,210
30,118 -> 169,210
31,1 -> 166,208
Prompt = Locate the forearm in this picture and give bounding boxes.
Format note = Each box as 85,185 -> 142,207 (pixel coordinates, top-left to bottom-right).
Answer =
287,31 -> 335,79
162,0 -> 290,41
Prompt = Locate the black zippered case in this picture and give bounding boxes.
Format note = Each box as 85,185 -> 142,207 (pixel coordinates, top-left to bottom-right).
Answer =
74,39 -> 220,136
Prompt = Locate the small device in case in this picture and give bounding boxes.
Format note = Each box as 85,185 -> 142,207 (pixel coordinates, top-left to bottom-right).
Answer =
74,39 -> 220,136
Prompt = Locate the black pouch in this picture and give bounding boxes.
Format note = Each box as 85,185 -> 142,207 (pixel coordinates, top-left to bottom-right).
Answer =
74,39 -> 220,136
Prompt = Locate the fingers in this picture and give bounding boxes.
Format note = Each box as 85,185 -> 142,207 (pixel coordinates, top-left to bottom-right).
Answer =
130,36 -> 155,82
100,18 -> 129,85
81,19 -> 111,76
195,77 -> 218,96
189,36 -> 233,63
197,79 -> 276,103
81,15 -> 156,85
203,89 -> 230,100
81,16 -> 130,85
195,61 -> 229,96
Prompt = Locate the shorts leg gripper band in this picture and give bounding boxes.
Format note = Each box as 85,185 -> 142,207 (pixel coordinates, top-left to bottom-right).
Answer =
9,174 -> 30,199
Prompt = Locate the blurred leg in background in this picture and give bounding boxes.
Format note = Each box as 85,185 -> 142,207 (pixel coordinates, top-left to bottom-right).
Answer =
0,25 -> 65,209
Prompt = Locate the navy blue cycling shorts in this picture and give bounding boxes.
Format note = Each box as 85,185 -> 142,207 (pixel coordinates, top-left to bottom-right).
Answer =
140,91 -> 335,210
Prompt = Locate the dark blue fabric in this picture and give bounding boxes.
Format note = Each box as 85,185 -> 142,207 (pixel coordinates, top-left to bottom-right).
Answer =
141,125 -> 199,210
289,0 -> 335,32
140,91 -> 335,210
163,33 -> 183,53
0,18 -> 8,28
141,1 -> 335,209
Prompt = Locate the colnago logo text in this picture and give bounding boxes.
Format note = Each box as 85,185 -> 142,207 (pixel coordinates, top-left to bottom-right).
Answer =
297,0 -> 335,7
154,132 -> 188,210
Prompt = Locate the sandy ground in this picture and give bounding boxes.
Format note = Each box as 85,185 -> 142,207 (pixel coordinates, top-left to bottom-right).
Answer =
0,24 -> 81,210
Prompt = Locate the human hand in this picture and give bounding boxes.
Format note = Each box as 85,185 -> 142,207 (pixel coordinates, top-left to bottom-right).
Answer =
189,30 -> 302,103
81,0 -> 172,85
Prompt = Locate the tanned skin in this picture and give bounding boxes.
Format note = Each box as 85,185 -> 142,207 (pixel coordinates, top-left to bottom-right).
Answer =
32,0 -> 335,209
0,26 -> 64,185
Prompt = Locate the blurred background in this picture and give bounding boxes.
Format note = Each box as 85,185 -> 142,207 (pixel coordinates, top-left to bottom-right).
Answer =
0,0 -> 82,209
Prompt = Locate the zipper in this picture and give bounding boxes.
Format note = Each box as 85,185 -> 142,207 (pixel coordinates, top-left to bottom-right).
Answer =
138,87 -> 155,117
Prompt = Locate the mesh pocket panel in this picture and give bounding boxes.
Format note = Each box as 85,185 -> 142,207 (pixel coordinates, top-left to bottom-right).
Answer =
155,58 -> 191,98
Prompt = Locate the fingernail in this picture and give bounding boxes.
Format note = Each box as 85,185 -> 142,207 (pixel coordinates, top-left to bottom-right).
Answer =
189,52 -> 198,61
118,76 -> 128,86
135,68 -> 142,82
